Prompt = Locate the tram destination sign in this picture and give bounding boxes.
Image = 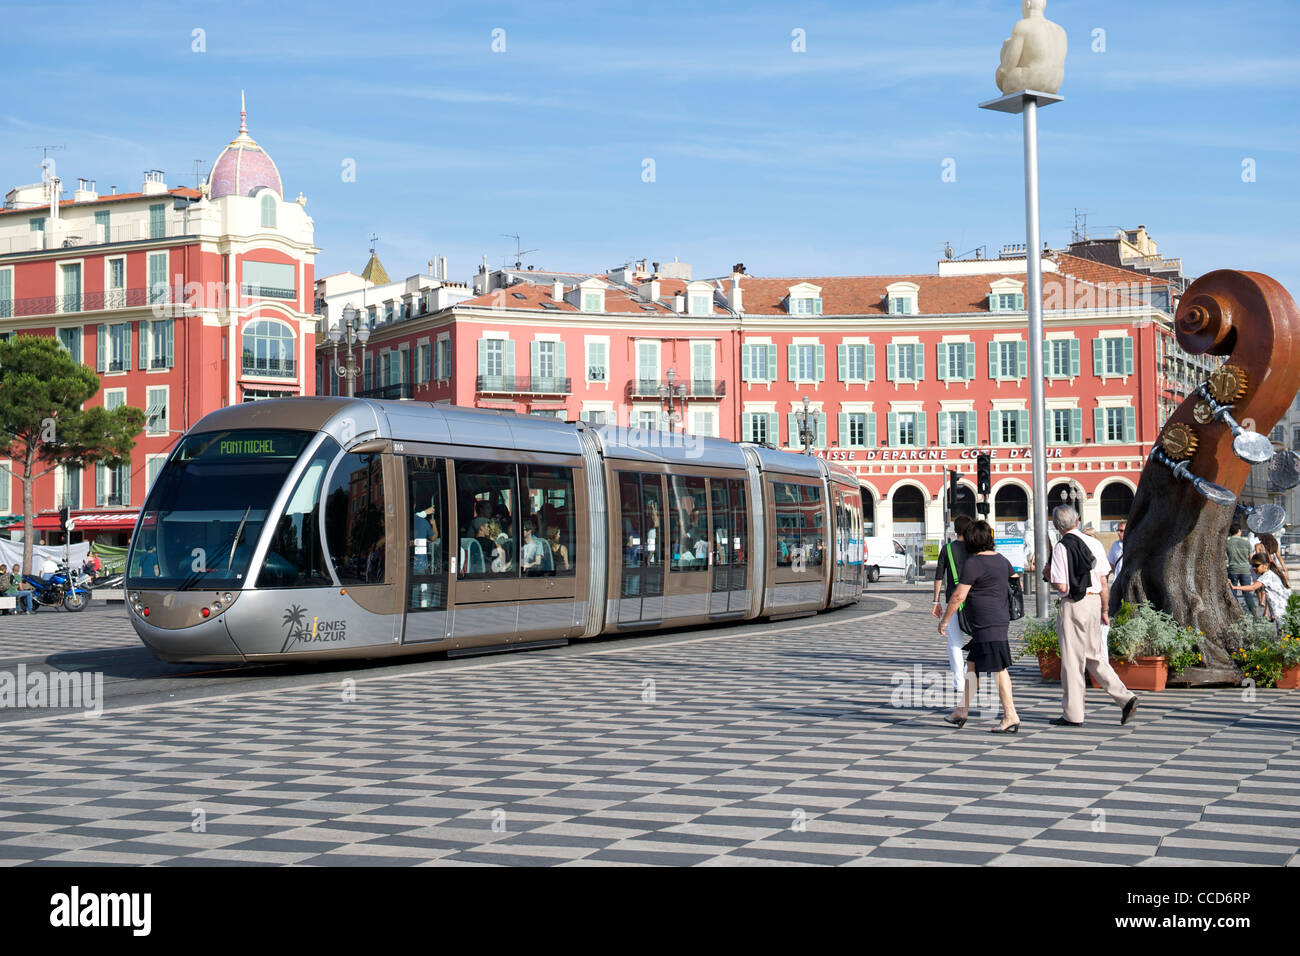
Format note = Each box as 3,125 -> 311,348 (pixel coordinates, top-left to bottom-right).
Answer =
821,447 -> 1066,462
218,437 -> 279,456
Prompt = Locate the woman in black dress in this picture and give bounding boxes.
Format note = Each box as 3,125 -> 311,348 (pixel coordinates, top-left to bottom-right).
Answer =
937,520 -> 1021,733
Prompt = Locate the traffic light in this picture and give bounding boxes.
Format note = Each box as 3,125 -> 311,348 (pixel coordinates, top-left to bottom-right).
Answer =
59,506 -> 71,532
976,453 -> 992,495
948,471 -> 962,511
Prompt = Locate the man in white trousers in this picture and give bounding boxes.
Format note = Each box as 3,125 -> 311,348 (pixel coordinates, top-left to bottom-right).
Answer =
1048,505 -> 1138,727
933,514 -> 972,725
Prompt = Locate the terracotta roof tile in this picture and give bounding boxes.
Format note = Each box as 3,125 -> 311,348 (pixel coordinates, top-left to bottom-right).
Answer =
0,186 -> 200,218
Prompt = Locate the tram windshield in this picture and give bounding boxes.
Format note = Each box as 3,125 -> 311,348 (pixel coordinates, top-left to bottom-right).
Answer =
127,428 -> 314,589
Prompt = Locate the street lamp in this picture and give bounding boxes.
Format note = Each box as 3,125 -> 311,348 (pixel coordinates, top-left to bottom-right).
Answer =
795,395 -> 820,455
658,368 -> 687,432
328,303 -> 370,397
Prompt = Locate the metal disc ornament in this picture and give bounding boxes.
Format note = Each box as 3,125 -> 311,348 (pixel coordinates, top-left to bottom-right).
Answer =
1193,402 -> 1214,424
1246,503 -> 1287,535
1233,428 -> 1276,464
1161,423 -> 1198,460
1208,364 -> 1249,404
1267,448 -> 1300,491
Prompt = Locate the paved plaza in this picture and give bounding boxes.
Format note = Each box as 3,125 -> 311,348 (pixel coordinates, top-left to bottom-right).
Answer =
0,591 -> 1297,866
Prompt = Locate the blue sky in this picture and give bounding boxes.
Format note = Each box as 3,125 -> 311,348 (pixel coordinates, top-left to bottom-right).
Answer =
3,0 -> 1297,291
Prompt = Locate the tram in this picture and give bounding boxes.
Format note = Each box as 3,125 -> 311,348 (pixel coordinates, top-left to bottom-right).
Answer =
125,397 -> 865,663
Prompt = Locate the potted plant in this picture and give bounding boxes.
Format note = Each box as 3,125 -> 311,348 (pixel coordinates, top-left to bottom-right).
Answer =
1101,601 -> 1197,692
1230,607 -> 1300,688
1018,611 -> 1060,680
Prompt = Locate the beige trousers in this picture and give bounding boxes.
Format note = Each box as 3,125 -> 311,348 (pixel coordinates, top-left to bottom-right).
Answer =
1057,594 -> 1132,723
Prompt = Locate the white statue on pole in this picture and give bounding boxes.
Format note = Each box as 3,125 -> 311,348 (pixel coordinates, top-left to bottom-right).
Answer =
995,0 -> 1067,94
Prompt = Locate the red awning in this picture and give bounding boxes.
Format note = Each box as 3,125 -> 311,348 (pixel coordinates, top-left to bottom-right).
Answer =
32,511 -> 140,532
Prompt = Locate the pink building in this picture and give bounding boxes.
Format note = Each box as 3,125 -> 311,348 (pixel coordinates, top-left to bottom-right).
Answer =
0,101 -> 318,545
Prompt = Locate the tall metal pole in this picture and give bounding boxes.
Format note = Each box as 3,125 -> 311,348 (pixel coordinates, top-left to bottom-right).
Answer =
1023,98 -> 1049,617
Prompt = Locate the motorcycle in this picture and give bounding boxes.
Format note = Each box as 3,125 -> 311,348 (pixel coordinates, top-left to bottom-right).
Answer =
21,564 -> 91,612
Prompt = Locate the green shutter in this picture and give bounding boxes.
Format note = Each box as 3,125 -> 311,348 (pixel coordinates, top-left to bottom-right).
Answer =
1123,337 -> 1134,375
1095,408 -> 1106,442
1018,410 -> 1029,444
966,410 -> 978,444
766,344 -> 777,381
1016,293 -> 1024,310
1043,408 -> 1052,444
865,344 -> 876,381
887,412 -> 898,447
742,413 -> 753,442
787,413 -> 798,447
139,321 -> 147,369
740,345 -> 751,382
1070,338 -> 1080,377
915,346 -> 925,380
867,413 -> 877,447
1093,337 -> 1104,376
164,321 -> 174,368
838,413 -> 849,448
916,412 -> 927,447
990,410 -> 1000,445
988,341 -> 999,378
787,346 -> 797,381
886,344 -> 897,380
477,339 -> 487,376
938,411 -> 950,446
815,344 -> 825,381
504,340 -> 515,379
837,344 -> 847,381
530,341 -> 540,379
1124,407 -> 1136,442
122,324 -> 131,371
816,417 -> 826,447
95,464 -> 104,507
1071,408 -> 1082,443
96,324 -> 107,372
557,342 -> 566,380
936,342 -> 948,381
965,342 -> 975,380
1017,340 -> 1027,377
766,413 -> 778,444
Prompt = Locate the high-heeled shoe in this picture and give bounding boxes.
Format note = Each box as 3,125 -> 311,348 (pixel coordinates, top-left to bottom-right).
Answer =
944,714 -> 968,727
990,722 -> 1020,734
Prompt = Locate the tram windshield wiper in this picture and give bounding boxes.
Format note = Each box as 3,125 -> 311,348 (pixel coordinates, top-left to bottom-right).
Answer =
226,506 -> 252,574
174,507 -> 252,590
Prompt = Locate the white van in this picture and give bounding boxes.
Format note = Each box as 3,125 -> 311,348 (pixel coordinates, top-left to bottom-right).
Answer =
863,536 -> 915,583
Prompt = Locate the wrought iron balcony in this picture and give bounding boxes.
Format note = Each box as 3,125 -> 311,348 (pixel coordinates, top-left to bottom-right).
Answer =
687,379 -> 726,398
0,287 -> 169,318
358,382 -> 412,400
241,284 -> 296,300
476,375 -> 571,395
241,356 -> 297,378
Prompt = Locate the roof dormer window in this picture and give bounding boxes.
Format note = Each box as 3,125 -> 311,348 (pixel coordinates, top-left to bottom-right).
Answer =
785,282 -> 823,316
568,277 -> 608,313
884,281 -> 919,316
988,277 -> 1025,312
260,193 -> 276,228
685,280 -> 715,316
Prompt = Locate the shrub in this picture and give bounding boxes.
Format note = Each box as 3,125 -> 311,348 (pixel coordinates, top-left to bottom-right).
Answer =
1017,609 -> 1059,660
1107,600 -> 1198,666
1230,611 -> 1300,687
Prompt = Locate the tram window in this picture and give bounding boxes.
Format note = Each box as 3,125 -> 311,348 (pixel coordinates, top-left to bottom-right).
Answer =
257,437 -> 340,588
730,478 -> 747,569
323,452 -> 387,585
456,460 -> 517,578
643,477 -> 664,567
619,473 -> 643,570
669,475 -> 708,571
773,480 -> 823,571
407,456 -> 448,610
710,480 -> 732,567
520,464 -> 575,576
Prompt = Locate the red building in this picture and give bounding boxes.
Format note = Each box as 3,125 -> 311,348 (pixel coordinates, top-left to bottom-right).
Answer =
0,101 -> 318,545
319,249 -> 1207,544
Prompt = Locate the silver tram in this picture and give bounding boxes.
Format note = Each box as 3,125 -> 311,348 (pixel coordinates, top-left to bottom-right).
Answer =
125,397 -> 865,663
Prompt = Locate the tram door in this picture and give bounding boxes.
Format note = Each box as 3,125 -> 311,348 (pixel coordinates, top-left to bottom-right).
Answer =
667,475 -> 711,617
709,478 -> 749,616
402,456 -> 450,643
617,472 -> 664,624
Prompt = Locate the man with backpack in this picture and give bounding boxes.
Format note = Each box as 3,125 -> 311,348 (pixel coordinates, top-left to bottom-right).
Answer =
1048,505 -> 1138,727
933,514 -> 972,723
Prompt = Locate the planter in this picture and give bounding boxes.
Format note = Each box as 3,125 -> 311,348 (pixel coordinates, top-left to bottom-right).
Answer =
1101,656 -> 1169,692
1277,665 -> 1300,689
1036,651 -> 1061,681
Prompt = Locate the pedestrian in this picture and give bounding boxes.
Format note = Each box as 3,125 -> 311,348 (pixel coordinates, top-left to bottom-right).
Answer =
1049,505 -> 1138,727
1108,520 -> 1125,579
1226,523 -> 1258,617
938,519 -> 1022,733
932,514 -> 972,724
1231,554 -> 1291,625
9,566 -> 35,614
1258,533 -> 1289,590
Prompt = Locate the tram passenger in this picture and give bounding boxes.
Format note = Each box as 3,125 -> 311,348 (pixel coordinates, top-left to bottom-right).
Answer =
365,539 -> 385,582
521,525 -> 547,576
412,495 -> 439,574
468,501 -> 493,534
546,525 -> 569,572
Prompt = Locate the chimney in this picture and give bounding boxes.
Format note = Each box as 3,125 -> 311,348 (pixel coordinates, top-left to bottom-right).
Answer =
673,291 -> 684,313
728,275 -> 743,312
552,279 -> 564,302
428,259 -> 434,276
74,179 -> 98,203
440,257 -> 448,280
141,169 -> 167,195
48,177 -> 61,223
639,279 -> 660,302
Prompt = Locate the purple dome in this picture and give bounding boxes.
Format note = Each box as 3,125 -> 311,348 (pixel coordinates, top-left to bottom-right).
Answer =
207,97 -> 283,199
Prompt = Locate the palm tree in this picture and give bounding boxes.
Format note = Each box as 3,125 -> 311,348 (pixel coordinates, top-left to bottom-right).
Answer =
280,604 -> 307,652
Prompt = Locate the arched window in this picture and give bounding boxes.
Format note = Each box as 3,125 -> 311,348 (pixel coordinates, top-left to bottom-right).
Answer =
260,193 -> 276,229
242,319 -> 295,377
1099,482 -> 1134,524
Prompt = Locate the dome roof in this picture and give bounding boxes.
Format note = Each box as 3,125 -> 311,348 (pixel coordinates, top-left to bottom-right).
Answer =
207,94 -> 283,200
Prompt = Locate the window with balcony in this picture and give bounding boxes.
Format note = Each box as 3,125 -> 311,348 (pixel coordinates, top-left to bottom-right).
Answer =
95,210 -> 111,244
139,319 -> 173,370
241,261 -> 296,300
586,340 -> 607,382
148,252 -> 168,305
58,465 -> 81,510
97,323 -> 132,373
107,258 -> 126,308
242,320 -> 296,377
96,462 -> 130,507
59,263 -> 82,313
148,204 -> 166,240
0,269 -> 11,319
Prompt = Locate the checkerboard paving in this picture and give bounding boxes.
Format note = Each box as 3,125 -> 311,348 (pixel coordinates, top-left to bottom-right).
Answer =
0,604 -> 138,663
0,587 -> 1296,866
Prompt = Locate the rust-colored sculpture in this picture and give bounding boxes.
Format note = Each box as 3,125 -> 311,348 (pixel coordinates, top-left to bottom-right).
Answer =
1112,270 -> 1300,684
